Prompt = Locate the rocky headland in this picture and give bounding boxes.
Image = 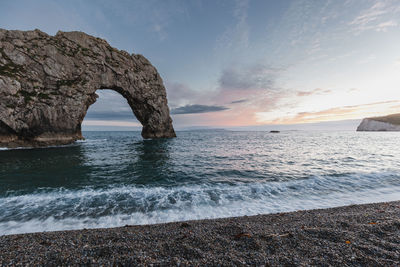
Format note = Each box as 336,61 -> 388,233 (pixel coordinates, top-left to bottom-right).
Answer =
0,29 -> 175,148
357,113 -> 400,131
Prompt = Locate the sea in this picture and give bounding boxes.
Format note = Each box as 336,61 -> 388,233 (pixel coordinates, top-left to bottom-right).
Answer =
1,130 -> 400,236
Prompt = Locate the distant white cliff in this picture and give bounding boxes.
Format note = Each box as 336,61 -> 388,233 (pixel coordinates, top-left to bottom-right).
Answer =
357,113 -> 400,131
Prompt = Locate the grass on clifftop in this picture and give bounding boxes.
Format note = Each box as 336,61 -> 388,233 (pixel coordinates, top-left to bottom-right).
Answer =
369,113 -> 400,125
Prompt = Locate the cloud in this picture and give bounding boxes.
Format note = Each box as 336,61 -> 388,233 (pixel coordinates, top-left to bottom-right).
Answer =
297,88 -> 332,97
230,99 -> 248,104
165,81 -> 201,107
219,68 -> 258,90
375,20 -> 398,32
357,54 -> 377,64
171,104 -> 229,115
349,1 -> 400,33
168,62 -> 286,120
148,2 -> 187,41
152,23 -> 167,41
350,2 -> 387,26
347,88 -> 359,92
211,62 -> 291,123
267,100 -> 400,124
96,1 -> 187,41
215,0 -> 249,52
219,64 -> 282,90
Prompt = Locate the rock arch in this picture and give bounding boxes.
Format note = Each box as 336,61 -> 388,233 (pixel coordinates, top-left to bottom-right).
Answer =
0,29 -> 176,147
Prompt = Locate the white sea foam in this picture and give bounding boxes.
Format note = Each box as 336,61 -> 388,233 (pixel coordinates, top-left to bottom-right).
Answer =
1,174 -> 400,235
1,188 -> 399,236
0,143 -> 79,151
77,138 -> 107,144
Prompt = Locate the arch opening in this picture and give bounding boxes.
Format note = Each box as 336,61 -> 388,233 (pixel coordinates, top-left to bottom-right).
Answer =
82,89 -> 142,132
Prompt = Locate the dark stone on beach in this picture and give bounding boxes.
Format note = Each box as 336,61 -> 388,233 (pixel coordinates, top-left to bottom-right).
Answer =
180,222 -> 191,228
0,29 -> 176,148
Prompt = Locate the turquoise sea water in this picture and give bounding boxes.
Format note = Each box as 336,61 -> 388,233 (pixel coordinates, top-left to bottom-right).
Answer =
1,130 -> 400,235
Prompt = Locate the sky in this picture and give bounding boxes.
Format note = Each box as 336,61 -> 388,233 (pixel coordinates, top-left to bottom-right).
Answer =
1,0 -> 400,130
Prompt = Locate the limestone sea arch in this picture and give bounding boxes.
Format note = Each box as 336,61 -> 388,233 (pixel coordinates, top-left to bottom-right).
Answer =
0,29 -> 176,147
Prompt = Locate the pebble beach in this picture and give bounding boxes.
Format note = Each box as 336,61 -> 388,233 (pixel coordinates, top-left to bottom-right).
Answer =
1,200 -> 399,266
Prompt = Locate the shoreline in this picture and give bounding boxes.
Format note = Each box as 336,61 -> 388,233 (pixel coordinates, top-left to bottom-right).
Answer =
1,201 -> 399,265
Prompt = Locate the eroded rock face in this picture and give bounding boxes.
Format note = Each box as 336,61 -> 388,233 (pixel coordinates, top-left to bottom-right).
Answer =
357,113 -> 400,132
0,29 -> 176,147
357,118 -> 400,131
